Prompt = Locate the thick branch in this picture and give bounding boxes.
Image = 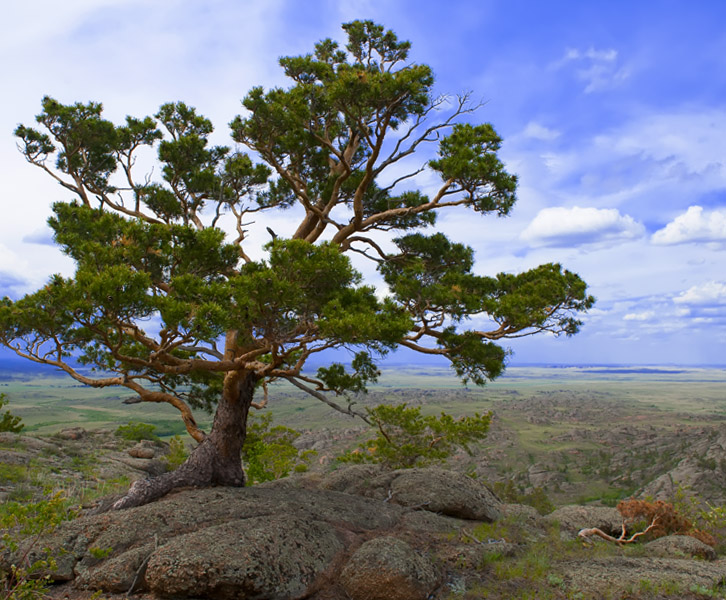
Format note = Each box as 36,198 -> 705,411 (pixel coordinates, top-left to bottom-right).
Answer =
283,376 -> 371,423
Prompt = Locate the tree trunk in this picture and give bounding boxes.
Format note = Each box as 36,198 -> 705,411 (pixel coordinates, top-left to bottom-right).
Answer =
110,371 -> 257,511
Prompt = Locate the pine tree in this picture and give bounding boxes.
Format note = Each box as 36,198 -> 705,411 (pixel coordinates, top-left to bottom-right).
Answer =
1,21 -> 593,509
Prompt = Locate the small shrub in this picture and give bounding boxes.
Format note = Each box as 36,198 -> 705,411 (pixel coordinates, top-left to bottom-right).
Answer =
0,464 -> 27,485
491,480 -> 555,516
242,413 -> 316,485
672,484 -> 726,551
88,546 -> 113,560
0,394 -> 23,434
0,492 -> 78,600
115,421 -> 159,442
162,435 -> 188,471
337,403 -> 491,469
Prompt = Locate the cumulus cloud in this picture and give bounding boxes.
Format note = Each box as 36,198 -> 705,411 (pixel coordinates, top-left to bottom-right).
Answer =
521,122 -> 561,141
652,206 -> 726,245
674,281 -> 726,306
520,206 -> 645,247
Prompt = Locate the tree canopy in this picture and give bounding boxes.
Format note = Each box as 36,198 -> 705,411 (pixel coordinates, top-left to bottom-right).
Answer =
0,21 -> 593,506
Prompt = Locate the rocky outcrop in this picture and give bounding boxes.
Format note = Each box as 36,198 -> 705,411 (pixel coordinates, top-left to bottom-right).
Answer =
645,534 -> 717,561
318,466 -> 501,521
6,471 -> 499,600
145,515 -> 344,599
340,536 -> 440,600
544,505 -> 623,538
4,469 -> 726,600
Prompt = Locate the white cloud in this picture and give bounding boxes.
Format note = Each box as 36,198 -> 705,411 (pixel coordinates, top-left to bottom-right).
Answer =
674,281 -> 726,306
554,46 -> 628,93
520,206 -> 645,247
652,206 -> 726,245
623,310 -> 655,321
521,122 -> 561,141
598,112 -> 726,178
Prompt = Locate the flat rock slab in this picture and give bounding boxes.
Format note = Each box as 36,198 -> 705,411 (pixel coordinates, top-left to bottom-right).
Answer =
560,556 -> 726,596
6,482 -> 454,599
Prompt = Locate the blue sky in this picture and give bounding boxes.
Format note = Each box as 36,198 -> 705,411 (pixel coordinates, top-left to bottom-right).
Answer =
1,1 -> 725,366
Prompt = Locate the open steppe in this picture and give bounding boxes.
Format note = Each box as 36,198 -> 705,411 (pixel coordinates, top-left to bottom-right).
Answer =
3,363 -> 726,507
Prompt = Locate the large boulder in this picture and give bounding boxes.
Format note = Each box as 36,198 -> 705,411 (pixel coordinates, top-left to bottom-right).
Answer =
645,534 -> 717,561
145,515 -> 344,599
545,505 -> 622,538
321,466 -> 502,522
340,536 -> 441,600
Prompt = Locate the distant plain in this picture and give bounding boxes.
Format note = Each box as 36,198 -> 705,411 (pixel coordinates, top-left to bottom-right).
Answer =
3,363 -> 726,506
3,364 -> 725,435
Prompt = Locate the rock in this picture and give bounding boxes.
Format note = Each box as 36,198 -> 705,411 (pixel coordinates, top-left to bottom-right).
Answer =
327,467 -> 502,522
1,484 -> 411,597
56,427 -> 87,440
645,534 -> 717,561
340,536 -> 440,600
527,463 -> 565,488
500,503 -> 545,528
0,449 -> 30,465
145,515 -> 344,599
317,463 -> 384,492
76,542 -> 155,593
384,469 -> 501,521
128,443 -> 155,459
545,505 -> 622,538
559,556 -> 726,596
110,456 -> 166,475
0,432 -> 59,452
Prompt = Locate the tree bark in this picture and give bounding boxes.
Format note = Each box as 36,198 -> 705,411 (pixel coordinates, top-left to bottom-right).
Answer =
111,370 -> 258,511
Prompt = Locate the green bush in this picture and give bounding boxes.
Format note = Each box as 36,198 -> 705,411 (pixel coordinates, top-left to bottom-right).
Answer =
0,492 -> 78,600
0,394 -> 23,434
242,413 -> 316,485
114,421 -> 159,442
492,480 -> 556,516
337,404 -> 491,469
0,464 -> 27,485
162,435 -> 188,471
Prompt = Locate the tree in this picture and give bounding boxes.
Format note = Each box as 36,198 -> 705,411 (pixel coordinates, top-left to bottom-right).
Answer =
1,21 -> 594,509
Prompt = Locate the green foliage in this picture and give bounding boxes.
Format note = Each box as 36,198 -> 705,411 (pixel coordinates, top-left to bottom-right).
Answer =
0,464 -> 27,485
337,403 -> 490,469
0,492 -> 78,600
114,421 -> 159,442
242,413 -> 317,485
2,20 -> 594,471
672,484 -> 726,550
0,394 -> 23,434
88,546 -> 113,560
491,480 -> 556,516
162,435 -> 188,471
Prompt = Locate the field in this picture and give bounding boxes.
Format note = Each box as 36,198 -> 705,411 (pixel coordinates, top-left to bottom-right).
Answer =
3,363 -> 726,506
4,364 -> 725,433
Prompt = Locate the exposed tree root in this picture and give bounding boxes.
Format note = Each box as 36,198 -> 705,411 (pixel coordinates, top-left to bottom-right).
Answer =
578,517 -> 660,545
110,437 -> 245,511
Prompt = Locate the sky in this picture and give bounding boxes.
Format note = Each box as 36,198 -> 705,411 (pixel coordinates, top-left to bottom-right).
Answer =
1,0 -> 725,367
